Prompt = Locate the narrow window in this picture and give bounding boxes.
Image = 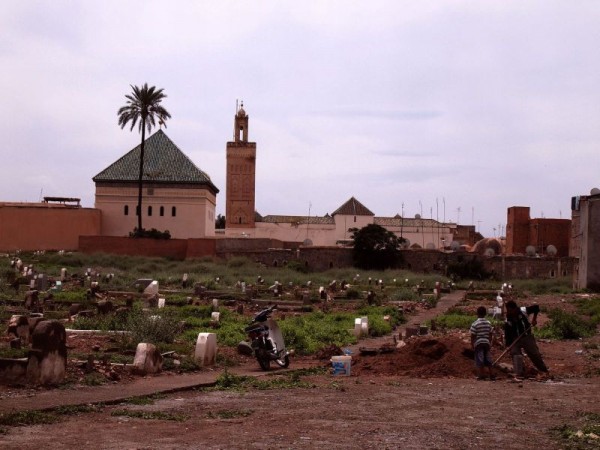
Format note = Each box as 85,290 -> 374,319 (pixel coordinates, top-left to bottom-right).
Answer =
148,206 -> 153,216
160,206 -> 164,217
124,205 -> 129,216
239,217 -> 242,224
172,206 -> 177,217
354,216 -> 356,223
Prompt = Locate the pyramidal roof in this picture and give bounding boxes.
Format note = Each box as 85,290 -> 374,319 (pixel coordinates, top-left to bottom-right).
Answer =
332,197 -> 374,216
93,130 -> 218,193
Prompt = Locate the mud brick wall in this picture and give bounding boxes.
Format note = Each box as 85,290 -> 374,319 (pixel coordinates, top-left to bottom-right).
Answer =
483,256 -> 576,280
79,236 -> 188,259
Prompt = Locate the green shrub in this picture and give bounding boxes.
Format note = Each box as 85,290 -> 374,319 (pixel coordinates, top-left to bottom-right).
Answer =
126,309 -> 182,344
536,308 -> 595,340
286,260 -> 311,274
390,288 -> 420,302
447,258 -> 490,280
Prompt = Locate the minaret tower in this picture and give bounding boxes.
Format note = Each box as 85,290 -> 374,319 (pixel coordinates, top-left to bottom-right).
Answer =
226,101 -> 256,229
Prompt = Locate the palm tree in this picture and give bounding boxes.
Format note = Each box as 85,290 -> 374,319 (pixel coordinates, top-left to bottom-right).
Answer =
118,83 -> 171,234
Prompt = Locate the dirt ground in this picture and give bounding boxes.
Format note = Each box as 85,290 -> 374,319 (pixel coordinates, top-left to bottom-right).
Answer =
1,375 -> 599,449
2,292 -> 600,449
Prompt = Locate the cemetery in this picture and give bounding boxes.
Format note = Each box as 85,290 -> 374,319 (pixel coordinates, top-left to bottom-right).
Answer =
1,251 -> 600,448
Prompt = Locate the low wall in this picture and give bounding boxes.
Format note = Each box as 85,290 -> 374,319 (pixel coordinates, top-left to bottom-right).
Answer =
0,205 -> 101,252
77,236 -> 577,280
79,236 -> 189,259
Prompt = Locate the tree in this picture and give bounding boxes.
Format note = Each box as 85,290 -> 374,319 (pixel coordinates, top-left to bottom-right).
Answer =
118,83 -> 171,233
215,214 -> 226,229
351,224 -> 404,270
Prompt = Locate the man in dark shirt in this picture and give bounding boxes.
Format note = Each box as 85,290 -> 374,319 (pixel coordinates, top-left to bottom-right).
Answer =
504,300 -> 549,379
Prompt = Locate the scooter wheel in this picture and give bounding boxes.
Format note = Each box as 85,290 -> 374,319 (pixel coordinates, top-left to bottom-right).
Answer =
275,355 -> 290,368
258,355 -> 270,371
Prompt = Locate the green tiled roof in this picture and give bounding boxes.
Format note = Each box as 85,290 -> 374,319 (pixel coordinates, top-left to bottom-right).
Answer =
332,197 -> 374,216
93,130 -> 219,193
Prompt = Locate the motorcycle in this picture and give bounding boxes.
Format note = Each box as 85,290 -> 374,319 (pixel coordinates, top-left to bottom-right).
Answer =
244,305 -> 290,370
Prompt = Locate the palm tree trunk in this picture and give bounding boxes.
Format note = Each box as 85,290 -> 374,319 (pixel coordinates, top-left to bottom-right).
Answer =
137,118 -> 146,232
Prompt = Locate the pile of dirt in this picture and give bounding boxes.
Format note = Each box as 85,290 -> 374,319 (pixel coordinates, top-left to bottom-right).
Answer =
352,335 -> 492,378
315,345 -> 344,361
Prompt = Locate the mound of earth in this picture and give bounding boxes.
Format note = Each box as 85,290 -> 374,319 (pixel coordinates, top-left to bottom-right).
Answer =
351,335 -> 498,378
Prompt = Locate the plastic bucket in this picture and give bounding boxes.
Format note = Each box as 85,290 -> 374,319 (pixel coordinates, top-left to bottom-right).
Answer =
331,355 -> 352,376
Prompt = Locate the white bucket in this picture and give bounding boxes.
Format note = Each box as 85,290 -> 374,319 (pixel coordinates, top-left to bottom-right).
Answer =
331,355 -> 352,376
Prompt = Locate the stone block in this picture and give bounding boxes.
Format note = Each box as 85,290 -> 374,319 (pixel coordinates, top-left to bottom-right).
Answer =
132,343 -> 163,375
26,320 -> 67,385
194,333 -> 217,367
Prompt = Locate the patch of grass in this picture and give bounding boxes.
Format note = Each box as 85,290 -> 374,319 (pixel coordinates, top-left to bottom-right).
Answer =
0,410 -> 60,427
514,277 -> 574,295
434,313 -> 477,330
212,369 -> 317,392
83,372 -> 106,386
110,409 -> 189,421
206,409 -> 254,419
123,394 -> 166,406
0,347 -> 28,359
0,406 -> 97,428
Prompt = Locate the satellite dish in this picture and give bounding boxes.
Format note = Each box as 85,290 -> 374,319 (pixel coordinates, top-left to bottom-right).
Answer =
591,187 -> 600,196
546,244 -> 557,256
402,239 -> 411,248
484,248 -> 495,257
303,239 -> 313,246
415,214 -> 421,219
526,245 -> 536,256
426,242 -> 435,250
450,241 -> 460,251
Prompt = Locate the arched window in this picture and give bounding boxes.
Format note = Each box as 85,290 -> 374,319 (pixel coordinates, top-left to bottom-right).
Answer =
148,206 -> 153,216
171,206 -> 177,217
124,205 -> 129,216
160,206 -> 164,217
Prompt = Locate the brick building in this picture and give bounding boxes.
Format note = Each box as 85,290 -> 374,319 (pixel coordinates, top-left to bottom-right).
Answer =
505,206 -> 571,256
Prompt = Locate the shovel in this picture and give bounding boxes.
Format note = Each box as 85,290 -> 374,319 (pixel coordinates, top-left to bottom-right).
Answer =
492,326 -> 531,366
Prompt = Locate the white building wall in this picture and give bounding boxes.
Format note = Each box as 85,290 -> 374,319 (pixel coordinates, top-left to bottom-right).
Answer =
95,185 -> 216,238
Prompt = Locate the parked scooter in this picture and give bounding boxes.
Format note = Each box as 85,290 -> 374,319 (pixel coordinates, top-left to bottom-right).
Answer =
244,305 -> 290,370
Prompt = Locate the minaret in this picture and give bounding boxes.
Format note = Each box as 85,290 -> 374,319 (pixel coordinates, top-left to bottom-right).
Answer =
226,102 -> 256,229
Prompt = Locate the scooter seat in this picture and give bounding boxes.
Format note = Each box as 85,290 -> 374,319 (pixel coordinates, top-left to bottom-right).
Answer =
244,324 -> 268,333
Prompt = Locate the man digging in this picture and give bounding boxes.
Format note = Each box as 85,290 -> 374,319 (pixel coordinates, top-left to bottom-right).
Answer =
504,300 -> 550,381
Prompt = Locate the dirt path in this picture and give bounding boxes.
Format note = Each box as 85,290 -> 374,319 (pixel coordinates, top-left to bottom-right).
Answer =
346,290 -> 465,352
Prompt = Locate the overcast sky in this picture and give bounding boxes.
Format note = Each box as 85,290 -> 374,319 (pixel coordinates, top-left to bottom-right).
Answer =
1,1 -> 599,237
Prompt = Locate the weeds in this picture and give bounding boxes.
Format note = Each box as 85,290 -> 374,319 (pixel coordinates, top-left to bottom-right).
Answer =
123,394 -> 166,405
110,409 -> 189,421
536,309 -> 595,340
212,369 -> 317,392
0,404 -> 101,428
551,412 -> 600,449
206,409 -> 254,419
